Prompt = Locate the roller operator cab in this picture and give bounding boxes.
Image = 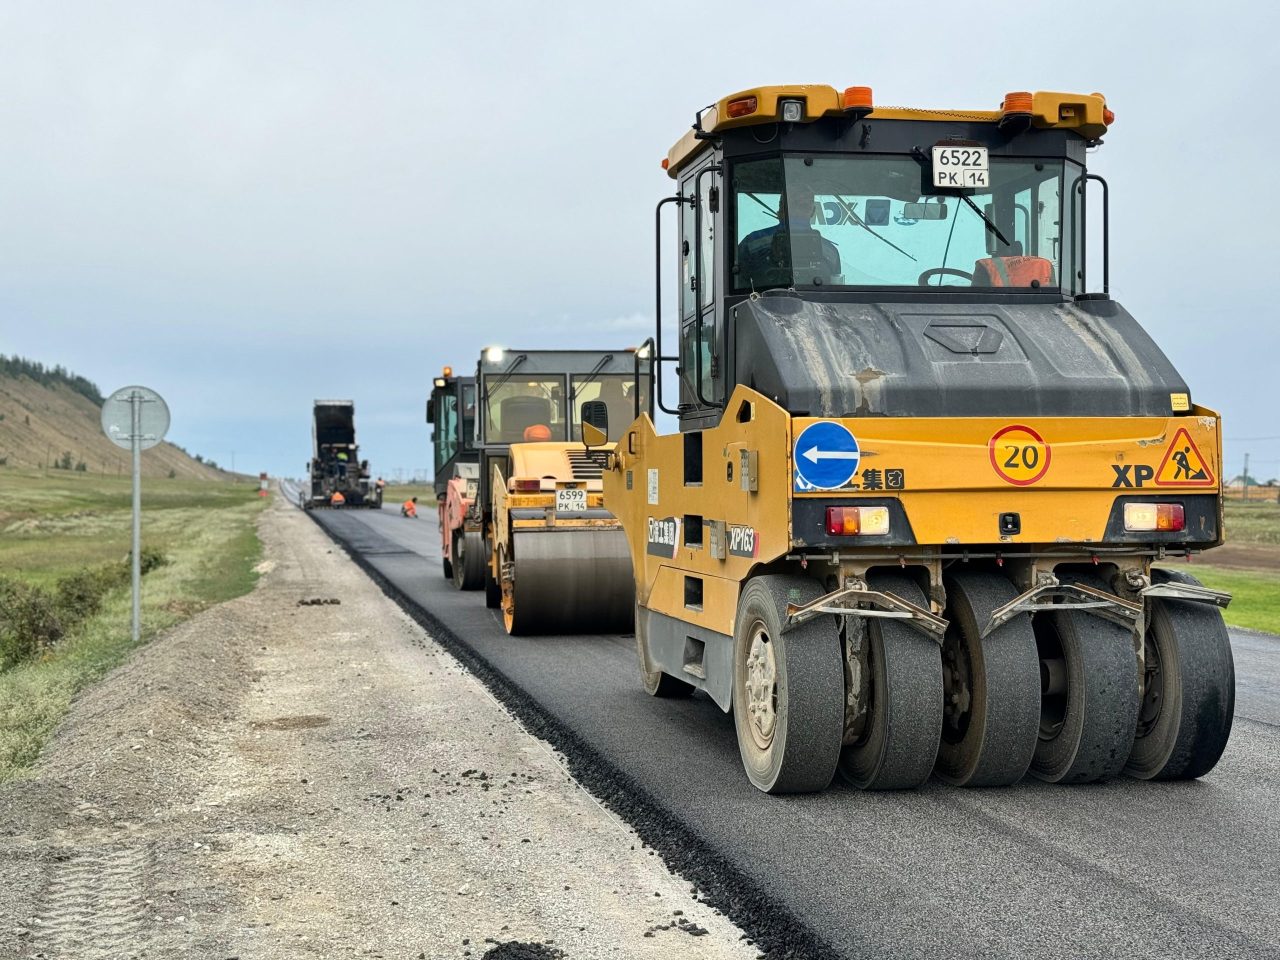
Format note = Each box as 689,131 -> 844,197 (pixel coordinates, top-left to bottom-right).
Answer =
475,346 -> 653,635
427,367 -> 482,587
598,86 -> 1235,794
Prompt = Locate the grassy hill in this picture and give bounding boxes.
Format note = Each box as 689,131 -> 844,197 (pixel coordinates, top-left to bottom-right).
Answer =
0,357 -> 227,480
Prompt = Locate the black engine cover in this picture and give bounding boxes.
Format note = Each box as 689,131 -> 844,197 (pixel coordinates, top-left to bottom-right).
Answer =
733,293 -> 1189,419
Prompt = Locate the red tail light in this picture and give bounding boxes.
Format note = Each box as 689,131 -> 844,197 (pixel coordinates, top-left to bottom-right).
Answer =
513,479 -> 541,493
825,506 -> 890,536
1122,502 -> 1185,532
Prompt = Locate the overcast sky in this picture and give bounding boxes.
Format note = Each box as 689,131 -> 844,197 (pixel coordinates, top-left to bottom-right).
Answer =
2,0 -> 1277,481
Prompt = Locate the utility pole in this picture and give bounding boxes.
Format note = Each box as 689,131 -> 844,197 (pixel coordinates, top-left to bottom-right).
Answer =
1242,452 -> 1250,502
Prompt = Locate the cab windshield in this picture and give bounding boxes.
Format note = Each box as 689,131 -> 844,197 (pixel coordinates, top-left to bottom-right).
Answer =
483,372 -> 642,444
483,376 -> 568,443
461,383 -> 477,451
732,154 -> 1080,293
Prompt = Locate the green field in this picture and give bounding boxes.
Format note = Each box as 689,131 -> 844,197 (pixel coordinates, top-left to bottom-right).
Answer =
0,468 -> 266,780
1222,498 -> 1280,546
1156,565 -> 1280,635
383,483 -> 435,505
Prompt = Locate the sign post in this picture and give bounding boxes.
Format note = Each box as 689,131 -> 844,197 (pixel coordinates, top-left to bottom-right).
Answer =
102,386 -> 170,643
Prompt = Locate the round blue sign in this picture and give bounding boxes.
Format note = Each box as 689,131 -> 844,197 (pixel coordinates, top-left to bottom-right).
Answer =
794,421 -> 860,490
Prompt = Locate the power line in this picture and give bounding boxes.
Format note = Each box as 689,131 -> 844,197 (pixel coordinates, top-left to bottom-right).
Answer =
1226,434 -> 1280,442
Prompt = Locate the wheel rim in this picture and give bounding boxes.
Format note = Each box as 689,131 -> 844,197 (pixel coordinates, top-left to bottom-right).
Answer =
845,621 -> 876,749
1035,618 -> 1067,741
452,534 -> 462,586
1136,628 -> 1164,738
744,621 -> 778,751
941,625 -> 974,745
500,548 -> 515,632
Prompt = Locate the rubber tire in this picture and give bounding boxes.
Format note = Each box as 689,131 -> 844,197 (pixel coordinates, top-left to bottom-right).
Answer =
1126,568 -> 1235,780
1031,574 -> 1139,784
936,571 -> 1041,786
452,531 -> 485,591
635,603 -> 694,698
838,572 -> 943,791
732,576 -> 844,794
483,540 -> 501,610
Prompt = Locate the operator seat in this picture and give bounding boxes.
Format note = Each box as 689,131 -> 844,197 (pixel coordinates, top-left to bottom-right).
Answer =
499,396 -> 554,442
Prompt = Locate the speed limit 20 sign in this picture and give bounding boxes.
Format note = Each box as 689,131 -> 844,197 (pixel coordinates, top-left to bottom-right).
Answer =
989,425 -> 1051,486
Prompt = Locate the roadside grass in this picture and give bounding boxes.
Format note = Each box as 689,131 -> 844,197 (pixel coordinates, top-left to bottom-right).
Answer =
0,474 -> 265,781
0,468 -> 262,587
1158,562 -> 1280,634
1223,498 -> 1280,546
383,484 -> 435,505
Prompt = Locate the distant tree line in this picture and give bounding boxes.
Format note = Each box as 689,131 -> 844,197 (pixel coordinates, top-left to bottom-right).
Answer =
0,355 -> 104,406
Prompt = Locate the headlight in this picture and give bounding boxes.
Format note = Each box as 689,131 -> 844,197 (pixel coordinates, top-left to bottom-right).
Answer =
780,98 -> 804,123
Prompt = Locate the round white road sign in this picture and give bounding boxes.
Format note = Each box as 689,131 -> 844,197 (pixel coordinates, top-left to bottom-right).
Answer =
101,385 -> 170,450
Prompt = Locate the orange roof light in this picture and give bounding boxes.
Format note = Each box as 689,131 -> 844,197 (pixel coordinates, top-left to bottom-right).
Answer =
1001,91 -> 1034,115
726,95 -> 758,118
842,86 -> 874,111
661,157 -> 670,170
1103,107 -> 1116,126
443,365 -> 452,378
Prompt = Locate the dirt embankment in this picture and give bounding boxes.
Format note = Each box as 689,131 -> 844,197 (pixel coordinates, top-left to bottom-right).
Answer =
0,496 -> 754,959
0,373 -> 226,479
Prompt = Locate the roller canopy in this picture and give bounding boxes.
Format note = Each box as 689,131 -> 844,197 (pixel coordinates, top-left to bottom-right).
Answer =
733,294 -> 1189,419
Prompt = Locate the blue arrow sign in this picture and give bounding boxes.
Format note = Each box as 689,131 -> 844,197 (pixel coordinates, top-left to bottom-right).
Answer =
794,421 -> 860,491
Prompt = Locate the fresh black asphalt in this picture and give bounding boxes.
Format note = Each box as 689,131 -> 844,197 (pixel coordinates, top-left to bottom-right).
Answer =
304,495 -> 1280,960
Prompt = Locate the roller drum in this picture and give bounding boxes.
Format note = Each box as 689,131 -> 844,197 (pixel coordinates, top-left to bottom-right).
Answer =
507,528 -> 634,634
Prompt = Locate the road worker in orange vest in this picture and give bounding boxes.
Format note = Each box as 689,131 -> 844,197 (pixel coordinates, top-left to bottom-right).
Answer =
331,490 -> 346,508
401,496 -> 418,519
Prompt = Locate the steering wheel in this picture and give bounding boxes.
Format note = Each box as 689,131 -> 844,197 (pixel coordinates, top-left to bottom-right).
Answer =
917,267 -> 973,286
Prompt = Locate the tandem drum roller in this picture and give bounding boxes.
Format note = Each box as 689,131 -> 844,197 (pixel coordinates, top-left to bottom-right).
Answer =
501,526 -> 634,635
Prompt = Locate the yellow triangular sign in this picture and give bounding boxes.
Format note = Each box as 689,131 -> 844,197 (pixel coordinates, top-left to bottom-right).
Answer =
1154,428 -> 1215,486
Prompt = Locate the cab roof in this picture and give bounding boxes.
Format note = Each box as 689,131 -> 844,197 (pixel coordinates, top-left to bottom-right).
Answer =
476,347 -> 639,376
665,85 -> 1112,177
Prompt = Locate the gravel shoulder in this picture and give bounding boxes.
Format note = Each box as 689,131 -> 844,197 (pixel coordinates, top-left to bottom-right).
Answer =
0,494 -> 755,959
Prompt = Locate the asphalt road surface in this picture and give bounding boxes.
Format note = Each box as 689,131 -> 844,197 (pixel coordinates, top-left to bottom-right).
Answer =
298,490 -> 1280,960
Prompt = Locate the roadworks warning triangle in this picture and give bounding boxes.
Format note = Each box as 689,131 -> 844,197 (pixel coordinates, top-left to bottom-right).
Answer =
1154,428 -> 1215,486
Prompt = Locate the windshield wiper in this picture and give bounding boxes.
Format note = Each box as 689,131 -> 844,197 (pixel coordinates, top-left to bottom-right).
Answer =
571,354 -> 614,398
832,196 -> 916,262
907,146 -> 1011,248
484,354 -> 528,400
744,192 -> 779,220
958,194 -> 1011,248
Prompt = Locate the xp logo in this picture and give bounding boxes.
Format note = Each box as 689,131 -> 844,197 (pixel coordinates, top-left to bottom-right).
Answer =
728,524 -> 759,559
1111,464 -> 1156,488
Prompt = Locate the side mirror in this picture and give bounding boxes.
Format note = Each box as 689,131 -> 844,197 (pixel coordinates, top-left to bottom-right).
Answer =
581,400 -> 609,442
582,421 -> 608,449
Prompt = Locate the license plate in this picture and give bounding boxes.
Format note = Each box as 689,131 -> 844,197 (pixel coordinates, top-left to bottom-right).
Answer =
932,145 -> 988,189
556,488 -> 588,513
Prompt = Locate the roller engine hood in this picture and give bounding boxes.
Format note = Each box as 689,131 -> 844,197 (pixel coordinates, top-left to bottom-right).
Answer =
732,293 -> 1189,419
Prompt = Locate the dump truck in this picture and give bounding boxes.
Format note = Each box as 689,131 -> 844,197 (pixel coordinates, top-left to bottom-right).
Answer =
305,400 -> 375,509
595,85 -> 1235,794
476,346 -> 651,634
427,366 -> 484,588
